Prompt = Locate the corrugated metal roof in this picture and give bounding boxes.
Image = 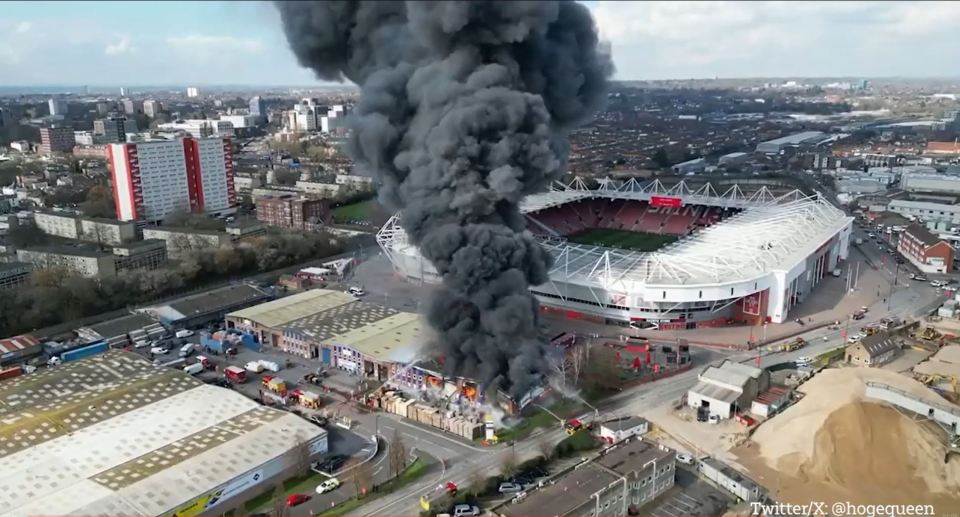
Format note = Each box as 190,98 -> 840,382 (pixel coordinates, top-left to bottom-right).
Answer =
226,289 -> 355,328
328,312 -> 422,363
700,360 -> 761,390
690,381 -> 741,403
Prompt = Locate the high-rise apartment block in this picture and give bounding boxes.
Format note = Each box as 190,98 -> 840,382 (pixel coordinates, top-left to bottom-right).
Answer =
48,98 -> 67,116
249,96 -> 265,117
255,195 -> 330,230
186,87 -> 200,98
121,98 -> 141,115
94,117 -> 128,143
107,137 -> 236,222
142,99 -> 162,118
40,127 -> 76,154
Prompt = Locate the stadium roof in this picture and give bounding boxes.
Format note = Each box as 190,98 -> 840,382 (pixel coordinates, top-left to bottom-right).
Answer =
0,350 -> 325,517
380,177 -> 853,288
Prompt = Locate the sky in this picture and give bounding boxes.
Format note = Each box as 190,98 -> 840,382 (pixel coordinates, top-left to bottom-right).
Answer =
2,1 -> 960,87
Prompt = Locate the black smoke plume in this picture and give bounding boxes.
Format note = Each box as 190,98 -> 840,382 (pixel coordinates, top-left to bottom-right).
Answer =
275,0 -> 612,397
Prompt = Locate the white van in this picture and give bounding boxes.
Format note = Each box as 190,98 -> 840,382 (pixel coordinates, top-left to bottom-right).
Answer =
179,343 -> 195,358
175,329 -> 194,339
183,363 -> 204,375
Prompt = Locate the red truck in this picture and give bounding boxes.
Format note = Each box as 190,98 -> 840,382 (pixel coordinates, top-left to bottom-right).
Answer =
224,365 -> 247,384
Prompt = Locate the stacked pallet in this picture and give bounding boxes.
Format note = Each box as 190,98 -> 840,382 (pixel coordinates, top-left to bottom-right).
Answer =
372,393 -> 485,440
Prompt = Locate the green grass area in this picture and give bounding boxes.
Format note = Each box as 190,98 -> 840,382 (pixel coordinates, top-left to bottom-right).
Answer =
333,199 -> 376,222
567,228 -> 678,252
555,428 -> 599,456
244,471 -> 327,511
319,457 -> 432,517
494,399 -> 585,443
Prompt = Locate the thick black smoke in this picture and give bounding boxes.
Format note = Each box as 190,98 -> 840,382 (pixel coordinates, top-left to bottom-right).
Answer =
275,0 -> 612,397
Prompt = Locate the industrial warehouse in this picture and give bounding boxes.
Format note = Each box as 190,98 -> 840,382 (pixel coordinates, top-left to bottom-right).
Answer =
378,178 -> 853,328
224,288 -> 421,380
0,350 -> 327,517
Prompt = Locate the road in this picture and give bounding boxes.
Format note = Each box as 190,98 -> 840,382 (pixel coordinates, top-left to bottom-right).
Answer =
342,242 -> 947,516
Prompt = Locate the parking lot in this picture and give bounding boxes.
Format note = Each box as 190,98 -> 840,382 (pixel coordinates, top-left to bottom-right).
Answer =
640,466 -> 732,517
125,328 -> 377,463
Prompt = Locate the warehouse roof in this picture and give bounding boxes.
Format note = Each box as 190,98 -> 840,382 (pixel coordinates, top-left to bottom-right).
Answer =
0,350 -> 325,517
227,288 -> 354,328
758,131 -> 825,147
596,438 -> 674,474
170,284 -> 270,317
699,360 -> 762,390
0,334 -> 40,356
689,381 -> 741,403
284,301 -> 399,341
327,312 -> 422,363
84,313 -> 157,340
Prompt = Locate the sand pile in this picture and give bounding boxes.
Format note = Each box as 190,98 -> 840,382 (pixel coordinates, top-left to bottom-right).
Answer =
737,368 -> 960,510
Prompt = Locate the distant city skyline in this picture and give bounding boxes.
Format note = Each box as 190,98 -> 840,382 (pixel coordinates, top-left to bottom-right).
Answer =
2,1 -> 960,87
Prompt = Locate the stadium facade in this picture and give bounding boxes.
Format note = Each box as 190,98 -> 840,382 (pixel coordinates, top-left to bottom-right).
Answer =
378,178 -> 853,330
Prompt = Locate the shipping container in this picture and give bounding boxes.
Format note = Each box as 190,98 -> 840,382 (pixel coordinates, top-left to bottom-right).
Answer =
0,366 -> 23,381
61,341 -> 108,363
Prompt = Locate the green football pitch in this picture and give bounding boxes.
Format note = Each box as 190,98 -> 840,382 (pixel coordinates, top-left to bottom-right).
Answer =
567,228 -> 679,252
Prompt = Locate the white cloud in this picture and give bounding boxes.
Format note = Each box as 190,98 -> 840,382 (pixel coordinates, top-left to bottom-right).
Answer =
104,37 -> 136,56
588,1 -> 960,78
14,21 -> 32,34
167,34 -> 263,54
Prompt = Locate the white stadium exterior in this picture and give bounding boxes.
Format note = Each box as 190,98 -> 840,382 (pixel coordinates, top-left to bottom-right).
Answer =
377,178 -> 853,330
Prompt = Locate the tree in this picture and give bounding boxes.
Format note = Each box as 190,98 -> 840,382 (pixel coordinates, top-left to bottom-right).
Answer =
389,429 -> 408,478
466,470 -> 487,497
652,147 -> 671,168
537,437 -> 554,462
80,185 -> 116,218
6,221 -> 49,247
270,482 -> 287,517
348,458 -> 374,498
163,209 -> 225,230
499,448 -> 517,478
581,345 -> 623,394
291,434 -> 312,477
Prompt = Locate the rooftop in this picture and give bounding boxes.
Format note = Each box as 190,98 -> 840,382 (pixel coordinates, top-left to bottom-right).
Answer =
0,350 -> 325,517
228,289 -> 355,329
0,335 -> 40,356
854,332 -> 900,358
758,131 -> 826,146
84,313 -> 157,339
600,416 -> 648,432
595,439 -> 675,474
905,223 -> 948,248
382,179 -> 852,287
501,463 -> 618,517
689,381 -> 741,403
148,284 -> 271,322
699,360 -> 763,390
325,312 -> 422,363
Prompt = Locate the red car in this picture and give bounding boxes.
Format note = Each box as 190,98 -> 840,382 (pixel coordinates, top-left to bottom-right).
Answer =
286,494 -> 310,507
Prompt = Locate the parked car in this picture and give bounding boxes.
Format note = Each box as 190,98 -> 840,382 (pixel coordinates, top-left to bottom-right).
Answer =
796,356 -> 813,366
316,477 -> 341,494
931,280 -> 946,288
175,329 -> 194,339
348,286 -> 366,297
150,346 -> 170,355
676,454 -> 694,465
453,504 -> 480,517
286,494 -> 310,507
134,339 -> 150,349
314,455 -> 348,473
498,482 -> 523,494
309,414 -> 328,427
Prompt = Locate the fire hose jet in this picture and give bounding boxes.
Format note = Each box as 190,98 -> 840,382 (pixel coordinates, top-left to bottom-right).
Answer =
274,0 -> 613,397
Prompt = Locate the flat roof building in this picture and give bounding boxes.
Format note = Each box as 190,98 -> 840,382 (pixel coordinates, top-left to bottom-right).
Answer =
755,131 -> 825,154
0,350 -> 327,517
226,289 -> 422,381
501,438 -> 676,517
687,360 -> 770,419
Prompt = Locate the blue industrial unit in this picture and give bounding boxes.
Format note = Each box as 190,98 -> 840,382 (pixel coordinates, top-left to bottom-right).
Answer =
60,341 -> 108,363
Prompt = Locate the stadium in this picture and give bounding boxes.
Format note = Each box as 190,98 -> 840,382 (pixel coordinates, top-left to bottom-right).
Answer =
377,177 -> 853,330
